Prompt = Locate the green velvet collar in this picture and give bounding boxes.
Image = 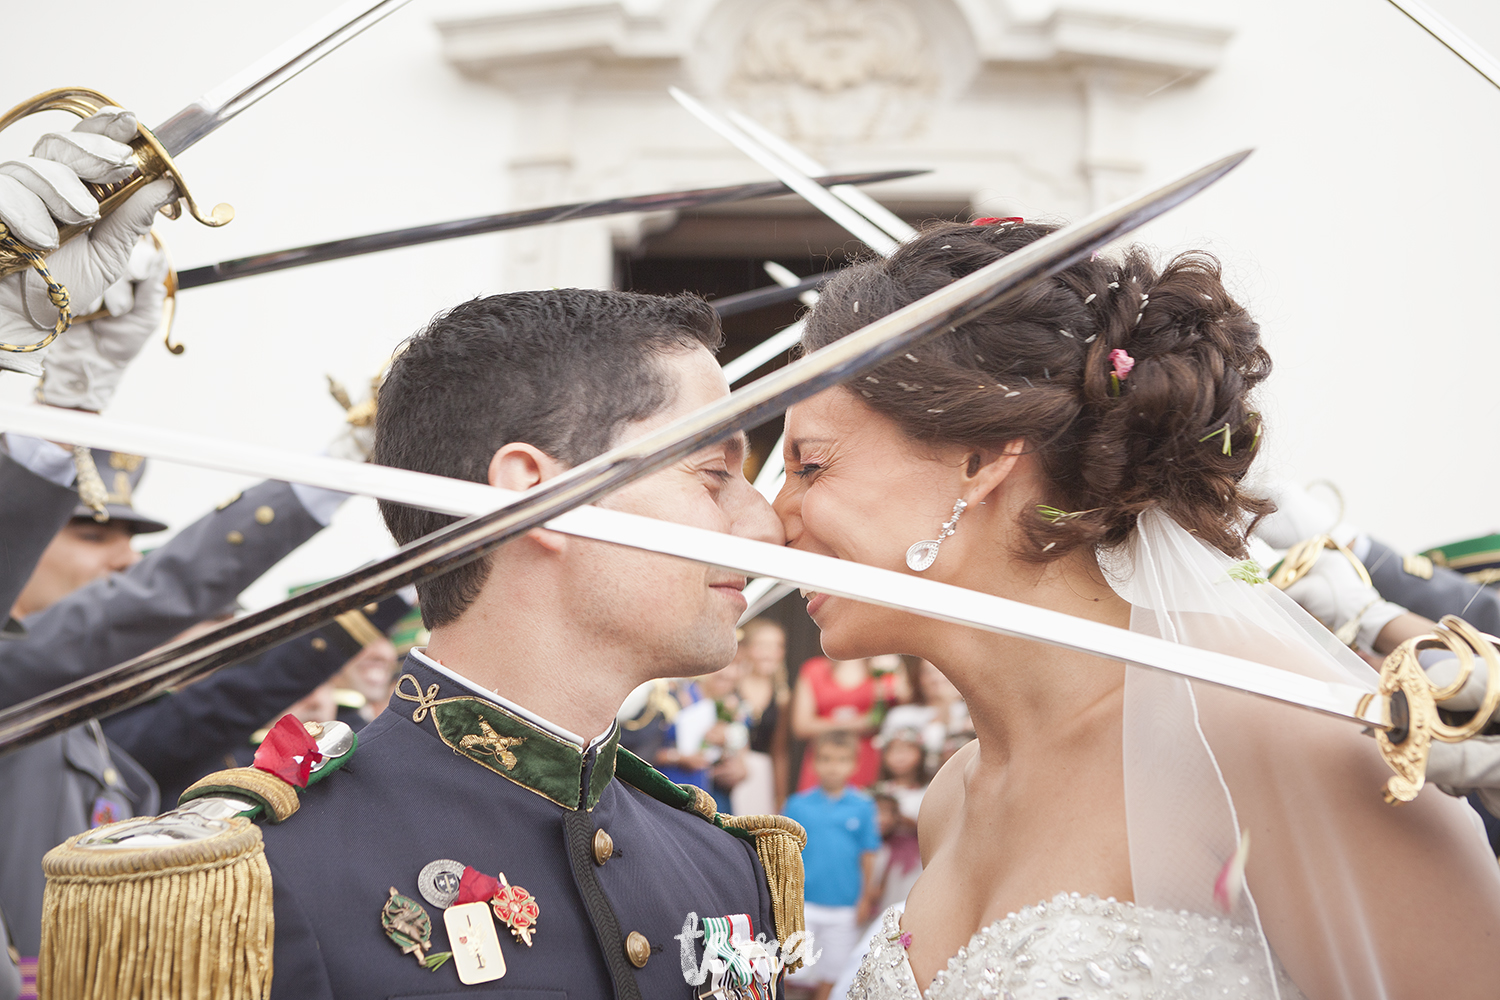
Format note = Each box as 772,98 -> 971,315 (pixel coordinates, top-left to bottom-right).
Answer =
391,664 -> 619,811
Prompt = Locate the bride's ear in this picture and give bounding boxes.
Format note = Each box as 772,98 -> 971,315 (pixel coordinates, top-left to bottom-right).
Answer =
963,439 -> 1025,502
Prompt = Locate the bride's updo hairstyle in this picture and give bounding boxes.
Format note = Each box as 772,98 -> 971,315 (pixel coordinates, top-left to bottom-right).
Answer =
800,220 -> 1272,559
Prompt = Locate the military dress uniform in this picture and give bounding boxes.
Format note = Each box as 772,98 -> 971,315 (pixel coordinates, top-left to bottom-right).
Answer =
102,594 -> 411,804
258,649 -> 793,999
1362,537 -> 1500,639
0,450 -> 77,639
0,476 -> 334,957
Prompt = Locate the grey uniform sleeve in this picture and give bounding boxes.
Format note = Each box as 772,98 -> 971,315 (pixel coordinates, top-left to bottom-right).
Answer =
1366,537 -> 1500,637
0,480 -> 324,711
0,453 -> 78,633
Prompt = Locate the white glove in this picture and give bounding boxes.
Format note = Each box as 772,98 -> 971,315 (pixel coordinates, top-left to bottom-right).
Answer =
1427,737 -> 1500,816
1281,543 -> 1406,652
1255,480 -> 1341,550
0,107 -> 176,376
38,234 -> 169,411
1424,655 -> 1496,713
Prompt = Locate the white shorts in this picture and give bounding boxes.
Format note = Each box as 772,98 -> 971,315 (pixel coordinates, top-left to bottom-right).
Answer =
785,902 -> 861,986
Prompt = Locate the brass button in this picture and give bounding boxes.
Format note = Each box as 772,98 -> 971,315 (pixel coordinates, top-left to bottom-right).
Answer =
225,530 -> 244,545
310,637 -> 328,652
593,828 -> 614,865
624,931 -> 650,968
254,505 -> 275,525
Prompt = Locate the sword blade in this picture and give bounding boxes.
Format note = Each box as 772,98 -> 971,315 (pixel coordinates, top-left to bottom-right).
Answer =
151,0 -> 415,156
0,149 -> 1250,752
709,274 -> 828,318
0,402 -> 1387,736
670,87 -> 904,256
726,109 -> 919,243
1385,0 -> 1500,91
174,170 -> 927,290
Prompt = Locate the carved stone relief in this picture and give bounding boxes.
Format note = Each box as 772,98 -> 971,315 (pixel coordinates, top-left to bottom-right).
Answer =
725,0 -> 940,143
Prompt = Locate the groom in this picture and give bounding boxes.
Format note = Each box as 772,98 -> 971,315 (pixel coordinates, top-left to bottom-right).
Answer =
256,289 -> 793,999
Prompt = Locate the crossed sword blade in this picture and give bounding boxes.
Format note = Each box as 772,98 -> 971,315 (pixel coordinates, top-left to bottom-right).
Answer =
172,170 -> 926,291
0,391 -> 1383,740
1384,0 -> 1500,91
0,149 -> 1255,754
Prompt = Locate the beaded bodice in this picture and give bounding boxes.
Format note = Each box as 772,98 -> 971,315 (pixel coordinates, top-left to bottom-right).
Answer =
848,894 -> 1306,1000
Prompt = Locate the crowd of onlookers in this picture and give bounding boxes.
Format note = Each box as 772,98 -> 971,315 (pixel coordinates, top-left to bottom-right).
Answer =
616,618 -> 976,1000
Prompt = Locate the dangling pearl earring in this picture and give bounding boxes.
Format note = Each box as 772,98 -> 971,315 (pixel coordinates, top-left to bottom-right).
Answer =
906,499 -> 967,572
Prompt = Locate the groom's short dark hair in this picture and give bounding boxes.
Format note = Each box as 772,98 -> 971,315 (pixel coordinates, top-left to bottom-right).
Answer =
373,288 -> 722,627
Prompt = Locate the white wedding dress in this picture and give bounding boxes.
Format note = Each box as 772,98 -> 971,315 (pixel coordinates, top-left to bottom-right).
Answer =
833,512 -> 1500,997
847,894 -> 1306,1000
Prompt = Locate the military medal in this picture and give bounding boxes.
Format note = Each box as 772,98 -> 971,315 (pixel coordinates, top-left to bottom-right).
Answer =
442,901 -> 507,985
490,873 -> 540,946
380,887 -> 452,970
417,858 -> 465,909
692,914 -> 775,1000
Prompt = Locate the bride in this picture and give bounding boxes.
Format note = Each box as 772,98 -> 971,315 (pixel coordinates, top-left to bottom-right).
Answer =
772,220 -> 1500,999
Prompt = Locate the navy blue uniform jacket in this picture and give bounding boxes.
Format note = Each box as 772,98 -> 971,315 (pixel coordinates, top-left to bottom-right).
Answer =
261,655 -> 775,999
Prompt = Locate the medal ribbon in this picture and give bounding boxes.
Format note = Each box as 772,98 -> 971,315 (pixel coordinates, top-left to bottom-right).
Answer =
702,915 -> 754,989
453,866 -> 501,906
252,714 -> 323,788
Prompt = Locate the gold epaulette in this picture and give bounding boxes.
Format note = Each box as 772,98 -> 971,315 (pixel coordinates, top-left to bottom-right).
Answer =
718,813 -> 808,968
40,819 -> 273,999
36,719 -> 357,999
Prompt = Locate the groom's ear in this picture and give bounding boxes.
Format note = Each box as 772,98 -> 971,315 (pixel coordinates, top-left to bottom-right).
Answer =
488,443 -> 569,554
963,439 -> 1025,500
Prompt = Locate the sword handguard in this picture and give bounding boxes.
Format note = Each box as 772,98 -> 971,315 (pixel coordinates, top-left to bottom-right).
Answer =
1375,615 -> 1500,804
0,88 -> 232,279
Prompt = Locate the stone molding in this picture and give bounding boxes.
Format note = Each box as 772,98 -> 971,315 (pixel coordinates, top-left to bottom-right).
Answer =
434,1 -> 1232,287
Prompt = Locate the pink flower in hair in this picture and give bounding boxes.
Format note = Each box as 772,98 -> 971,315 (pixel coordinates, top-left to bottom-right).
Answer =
1109,349 -> 1135,381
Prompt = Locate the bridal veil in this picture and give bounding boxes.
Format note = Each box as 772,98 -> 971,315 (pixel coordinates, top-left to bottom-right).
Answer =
1101,510 -> 1500,999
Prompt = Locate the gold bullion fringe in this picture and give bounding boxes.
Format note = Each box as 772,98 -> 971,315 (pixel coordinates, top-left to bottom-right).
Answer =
720,813 -> 808,971
38,818 -> 273,1000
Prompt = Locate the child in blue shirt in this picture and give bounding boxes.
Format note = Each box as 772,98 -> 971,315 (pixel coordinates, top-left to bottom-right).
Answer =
782,732 -> 881,999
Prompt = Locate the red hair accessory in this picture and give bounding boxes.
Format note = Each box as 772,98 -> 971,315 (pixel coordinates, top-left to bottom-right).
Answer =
972,216 -> 1024,226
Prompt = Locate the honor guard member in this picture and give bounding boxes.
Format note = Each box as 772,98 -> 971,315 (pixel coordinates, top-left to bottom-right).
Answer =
1256,482 -> 1500,850
0,105 -> 180,640
1256,481 -> 1500,651
0,108 -> 377,962
0,437 -> 363,960
1372,532 -> 1500,639
38,289 -> 807,1000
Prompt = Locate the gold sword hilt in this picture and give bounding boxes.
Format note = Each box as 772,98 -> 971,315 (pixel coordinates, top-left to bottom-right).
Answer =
1375,615 -> 1500,804
0,88 -> 232,279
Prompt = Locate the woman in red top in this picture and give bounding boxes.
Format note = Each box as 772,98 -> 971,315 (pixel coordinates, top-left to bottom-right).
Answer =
791,655 -> 909,789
